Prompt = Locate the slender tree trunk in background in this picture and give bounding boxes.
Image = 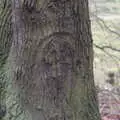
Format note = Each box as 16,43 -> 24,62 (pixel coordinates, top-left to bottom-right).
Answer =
9,0 -> 101,120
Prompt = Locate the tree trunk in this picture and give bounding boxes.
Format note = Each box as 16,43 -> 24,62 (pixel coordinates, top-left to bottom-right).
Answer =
9,0 -> 101,120
0,1 -> 11,119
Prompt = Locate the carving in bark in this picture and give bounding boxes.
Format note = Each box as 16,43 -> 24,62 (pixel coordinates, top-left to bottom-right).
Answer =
40,34 -> 75,105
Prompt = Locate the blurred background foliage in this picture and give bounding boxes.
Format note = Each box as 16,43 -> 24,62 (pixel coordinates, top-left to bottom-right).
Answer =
89,0 -> 120,87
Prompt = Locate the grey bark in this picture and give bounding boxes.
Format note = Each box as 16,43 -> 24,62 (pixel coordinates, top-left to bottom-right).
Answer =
9,0 -> 101,120
0,1 -> 11,119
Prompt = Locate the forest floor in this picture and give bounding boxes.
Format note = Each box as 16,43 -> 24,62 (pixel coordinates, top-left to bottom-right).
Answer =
98,86 -> 120,120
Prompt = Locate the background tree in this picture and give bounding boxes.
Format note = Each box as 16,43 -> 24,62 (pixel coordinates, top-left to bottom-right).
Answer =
9,0 -> 101,120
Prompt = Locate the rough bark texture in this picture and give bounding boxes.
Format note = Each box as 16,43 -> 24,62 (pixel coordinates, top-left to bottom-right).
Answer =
0,0 -> 12,67
9,0 -> 101,120
0,0 -> 11,119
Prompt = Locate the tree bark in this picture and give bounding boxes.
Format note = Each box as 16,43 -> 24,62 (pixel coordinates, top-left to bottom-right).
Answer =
9,0 -> 101,120
0,1 -> 11,119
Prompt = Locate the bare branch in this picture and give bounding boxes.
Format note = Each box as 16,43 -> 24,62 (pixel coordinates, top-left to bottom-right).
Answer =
94,44 -> 120,52
94,44 -> 120,64
94,15 -> 120,38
